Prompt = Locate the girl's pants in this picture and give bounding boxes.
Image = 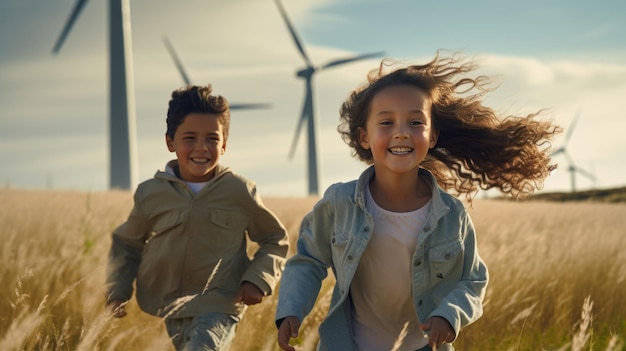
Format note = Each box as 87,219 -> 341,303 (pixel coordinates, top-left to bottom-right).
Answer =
165,312 -> 239,351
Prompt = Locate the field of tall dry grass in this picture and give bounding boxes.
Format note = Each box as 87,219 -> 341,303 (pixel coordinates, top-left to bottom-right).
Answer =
1,187 -> 625,351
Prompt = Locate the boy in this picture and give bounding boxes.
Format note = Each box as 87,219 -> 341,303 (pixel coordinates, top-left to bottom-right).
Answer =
106,84 -> 289,350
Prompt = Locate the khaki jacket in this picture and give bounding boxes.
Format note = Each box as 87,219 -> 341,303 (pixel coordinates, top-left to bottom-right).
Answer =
106,161 -> 289,318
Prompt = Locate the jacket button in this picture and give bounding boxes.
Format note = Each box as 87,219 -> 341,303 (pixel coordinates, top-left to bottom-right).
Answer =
347,255 -> 353,261
364,227 -> 369,232
424,226 -> 430,232
444,253 -> 451,259
415,260 -> 422,266
418,300 -> 423,306
331,238 -> 336,244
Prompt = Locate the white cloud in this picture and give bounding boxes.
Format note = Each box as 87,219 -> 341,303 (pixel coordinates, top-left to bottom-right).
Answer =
2,0 -> 625,195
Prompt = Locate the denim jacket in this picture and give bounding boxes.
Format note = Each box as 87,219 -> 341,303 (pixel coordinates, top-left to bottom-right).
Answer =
275,166 -> 488,351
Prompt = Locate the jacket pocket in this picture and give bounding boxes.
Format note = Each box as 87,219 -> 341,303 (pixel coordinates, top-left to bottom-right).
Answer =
145,211 -> 183,244
428,239 -> 463,284
331,230 -> 355,279
210,210 -> 245,229
207,210 -> 246,248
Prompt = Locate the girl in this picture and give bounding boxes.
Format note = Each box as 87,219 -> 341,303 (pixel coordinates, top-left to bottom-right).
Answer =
275,51 -> 560,351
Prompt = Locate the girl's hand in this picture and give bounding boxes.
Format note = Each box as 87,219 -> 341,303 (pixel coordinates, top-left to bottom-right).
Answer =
277,316 -> 301,351
107,299 -> 127,318
235,281 -> 264,305
420,316 -> 455,350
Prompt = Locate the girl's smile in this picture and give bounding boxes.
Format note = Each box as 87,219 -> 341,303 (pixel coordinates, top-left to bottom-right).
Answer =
388,146 -> 414,155
359,85 -> 438,176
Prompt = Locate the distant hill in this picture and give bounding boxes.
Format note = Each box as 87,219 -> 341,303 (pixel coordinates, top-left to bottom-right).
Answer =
528,186 -> 626,203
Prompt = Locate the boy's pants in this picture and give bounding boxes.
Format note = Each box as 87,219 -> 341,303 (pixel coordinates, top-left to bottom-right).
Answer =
165,312 -> 239,351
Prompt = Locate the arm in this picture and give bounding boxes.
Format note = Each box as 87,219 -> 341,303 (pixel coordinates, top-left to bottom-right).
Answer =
105,194 -> 151,308
240,186 -> 290,296
429,211 -> 489,339
275,189 -> 335,327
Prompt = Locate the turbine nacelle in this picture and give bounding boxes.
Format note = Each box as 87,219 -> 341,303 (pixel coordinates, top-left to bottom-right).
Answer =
550,147 -> 565,157
275,0 -> 384,195
550,109 -> 596,192
297,67 -> 316,78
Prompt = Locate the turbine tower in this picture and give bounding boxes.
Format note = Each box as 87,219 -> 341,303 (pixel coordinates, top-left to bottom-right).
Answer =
52,0 -> 138,190
162,36 -> 272,111
274,0 -> 384,195
550,109 -> 596,192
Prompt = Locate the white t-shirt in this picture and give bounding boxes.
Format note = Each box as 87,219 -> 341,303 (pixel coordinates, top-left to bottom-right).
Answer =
350,186 -> 430,351
165,163 -> 209,194
185,180 -> 209,194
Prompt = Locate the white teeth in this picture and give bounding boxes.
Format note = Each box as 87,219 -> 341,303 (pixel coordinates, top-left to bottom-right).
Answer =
191,157 -> 209,163
389,147 -> 412,154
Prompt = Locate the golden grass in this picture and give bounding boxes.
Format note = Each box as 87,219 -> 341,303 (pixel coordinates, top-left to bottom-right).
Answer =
1,188 -> 625,350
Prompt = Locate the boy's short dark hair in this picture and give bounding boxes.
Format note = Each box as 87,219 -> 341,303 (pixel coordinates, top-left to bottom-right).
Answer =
166,84 -> 231,139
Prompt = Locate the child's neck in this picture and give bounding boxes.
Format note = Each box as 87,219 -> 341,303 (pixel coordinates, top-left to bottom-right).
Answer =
369,172 -> 431,212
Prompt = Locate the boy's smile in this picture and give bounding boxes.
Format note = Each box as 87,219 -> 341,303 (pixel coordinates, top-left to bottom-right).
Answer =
190,157 -> 209,164
166,112 -> 226,183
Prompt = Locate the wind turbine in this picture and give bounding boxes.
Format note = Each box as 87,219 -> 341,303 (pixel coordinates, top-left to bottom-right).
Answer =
274,0 -> 384,195
162,36 -> 272,111
550,109 -> 596,192
52,0 -> 138,191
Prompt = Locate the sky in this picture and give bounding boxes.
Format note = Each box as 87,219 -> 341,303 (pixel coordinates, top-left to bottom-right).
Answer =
1,0 -> 625,197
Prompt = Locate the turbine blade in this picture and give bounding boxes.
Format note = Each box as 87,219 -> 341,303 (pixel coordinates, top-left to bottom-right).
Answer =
563,151 -> 575,167
52,0 -> 90,54
274,0 -> 314,68
163,36 -> 192,86
575,167 -> 596,181
320,51 -> 385,70
550,147 -> 564,157
562,108 -> 582,146
230,103 -> 273,110
288,93 -> 311,160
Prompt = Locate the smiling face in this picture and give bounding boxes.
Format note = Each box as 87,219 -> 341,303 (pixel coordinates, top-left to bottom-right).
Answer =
359,85 -> 438,177
166,112 -> 226,183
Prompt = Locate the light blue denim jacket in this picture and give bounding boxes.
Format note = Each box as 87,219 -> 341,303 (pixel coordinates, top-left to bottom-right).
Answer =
276,166 -> 488,351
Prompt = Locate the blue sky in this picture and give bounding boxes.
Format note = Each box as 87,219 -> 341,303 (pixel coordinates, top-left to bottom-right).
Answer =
1,0 -> 625,197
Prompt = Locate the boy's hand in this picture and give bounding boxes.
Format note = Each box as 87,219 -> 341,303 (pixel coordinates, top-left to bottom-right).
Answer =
277,316 -> 301,351
107,299 -> 127,318
235,281 -> 264,305
420,316 -> 455,350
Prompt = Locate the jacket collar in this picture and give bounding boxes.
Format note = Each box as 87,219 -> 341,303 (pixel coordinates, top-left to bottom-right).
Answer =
353,165 -> 374,209
155,160 -> 232,185
353,165 -> 450,221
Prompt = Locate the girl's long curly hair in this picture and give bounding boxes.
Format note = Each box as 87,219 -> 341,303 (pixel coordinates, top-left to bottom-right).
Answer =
338,51 -> 562,200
